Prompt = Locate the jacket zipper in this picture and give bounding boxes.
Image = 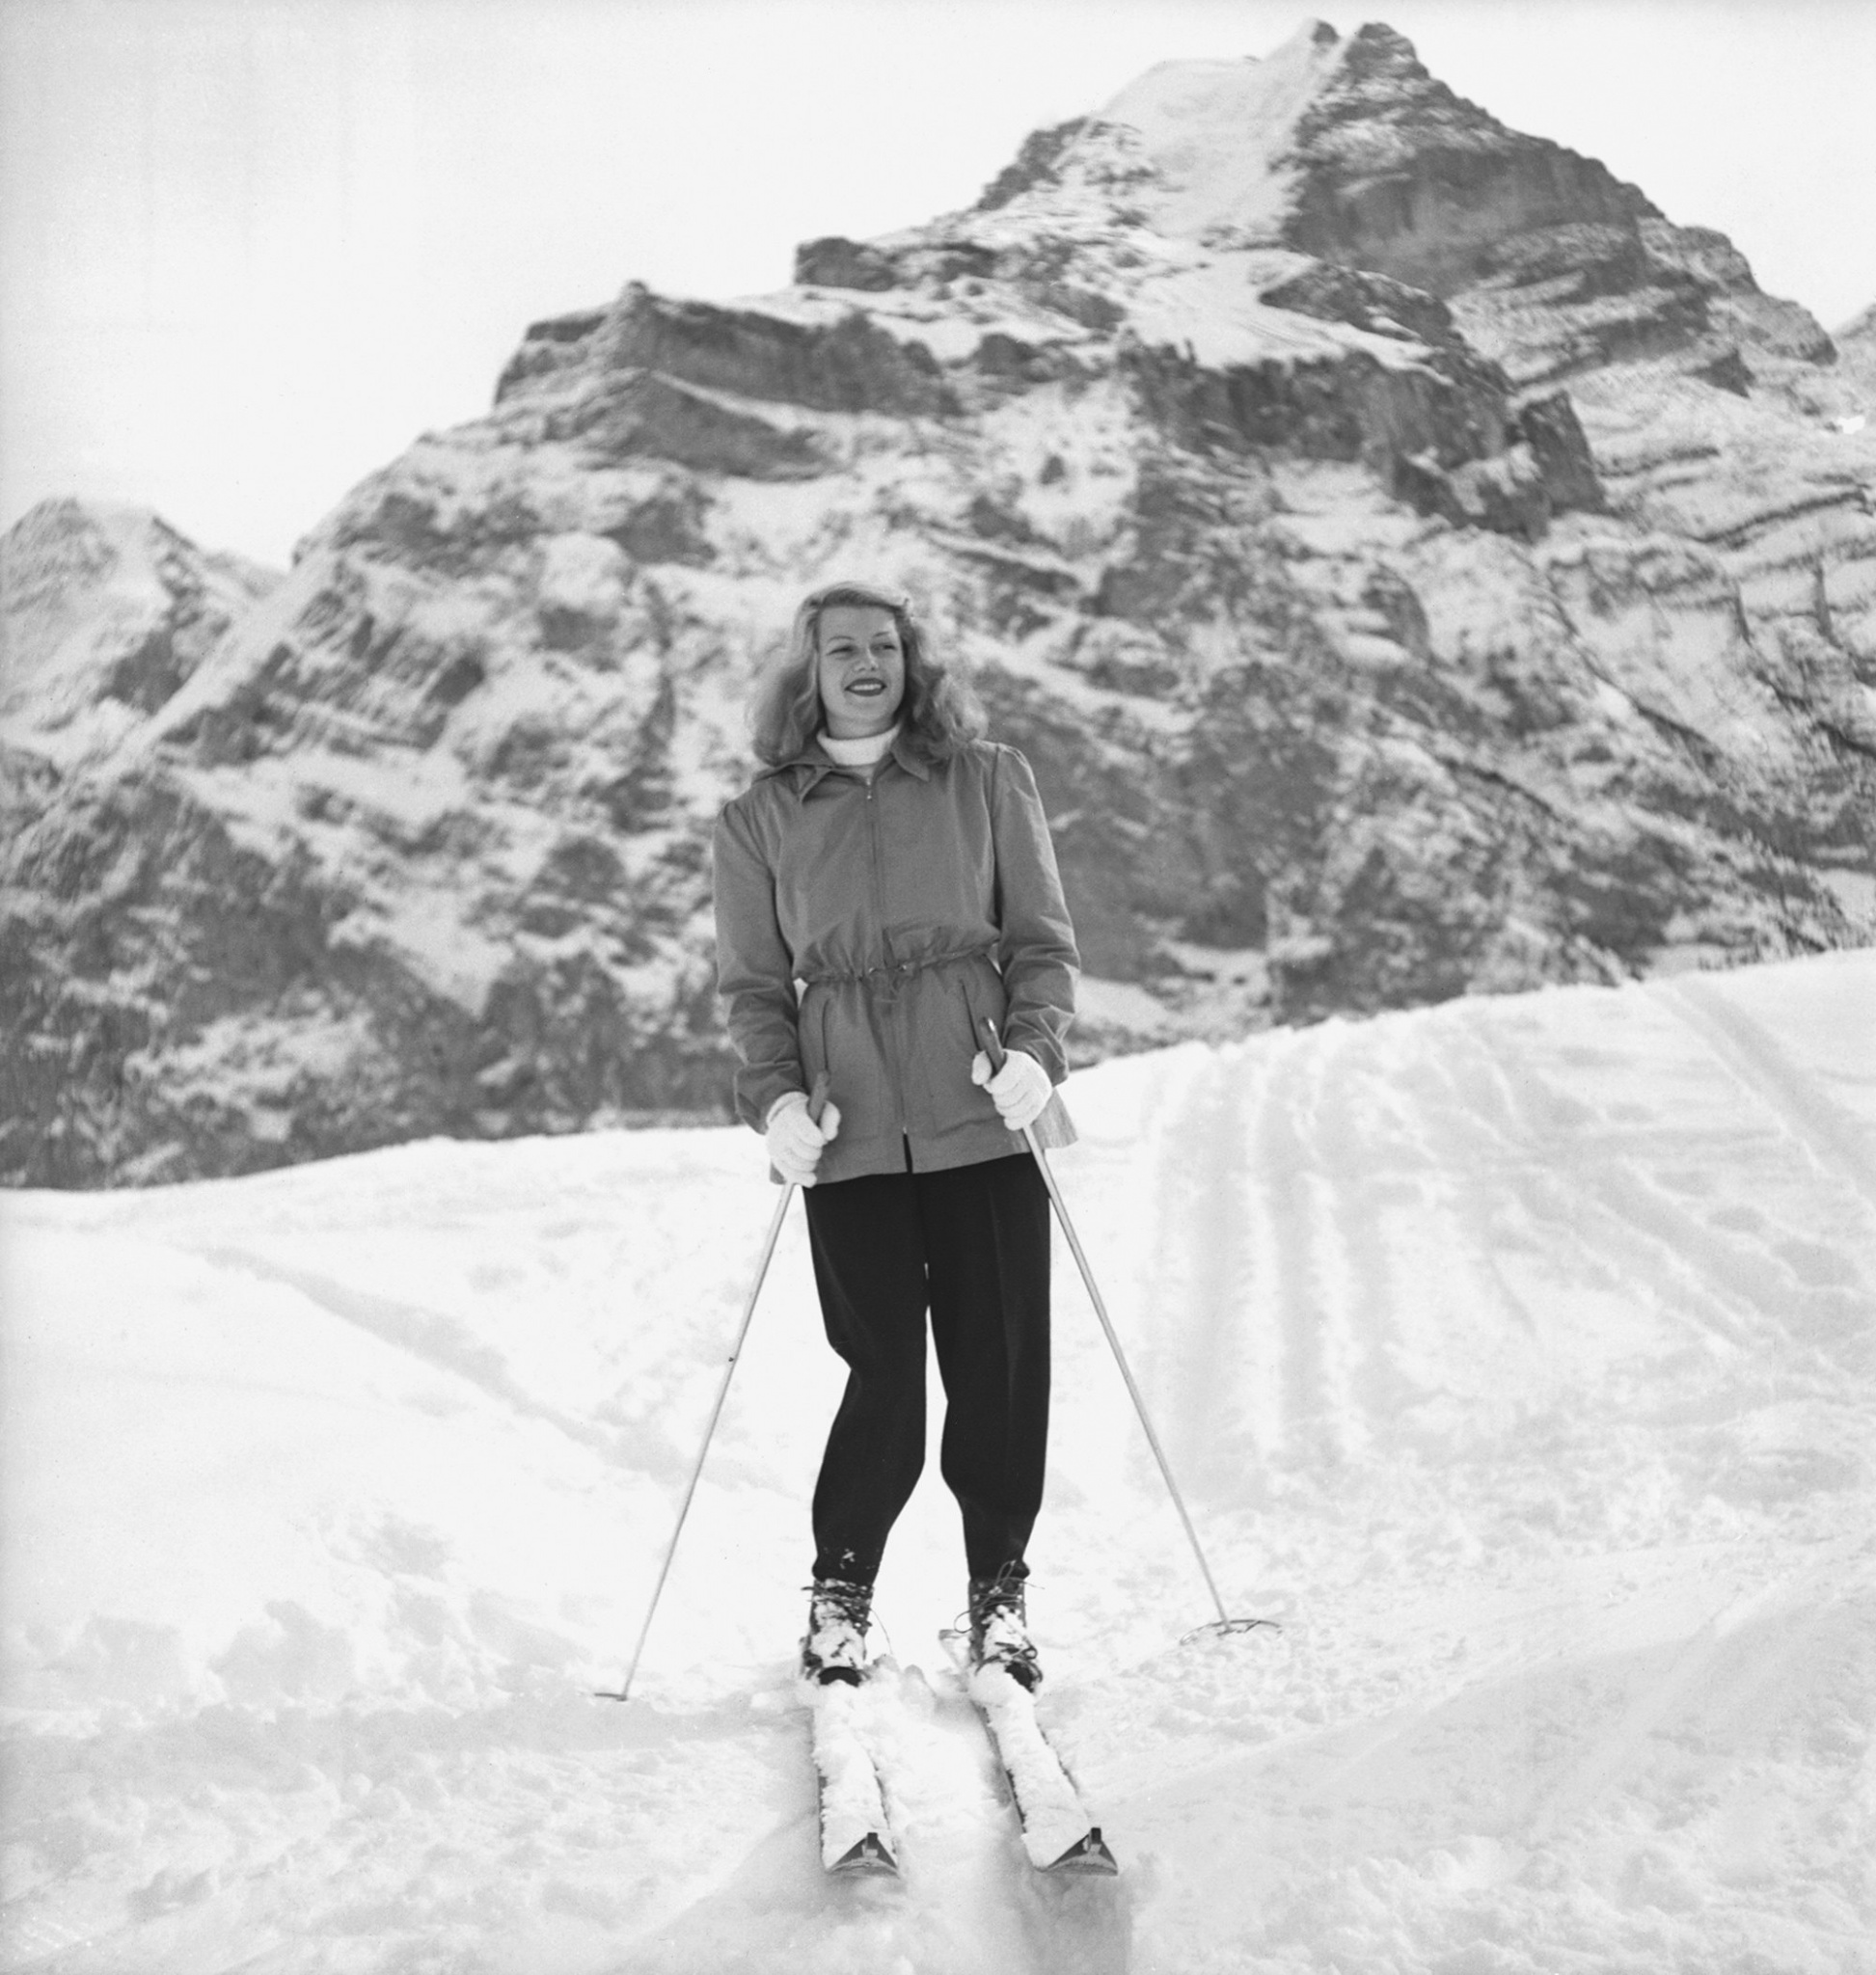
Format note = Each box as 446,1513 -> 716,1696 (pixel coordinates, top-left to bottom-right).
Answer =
863,774 -> 911,1163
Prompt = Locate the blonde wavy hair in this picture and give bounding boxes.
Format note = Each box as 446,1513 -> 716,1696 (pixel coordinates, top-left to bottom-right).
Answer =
749,580 -> 987,767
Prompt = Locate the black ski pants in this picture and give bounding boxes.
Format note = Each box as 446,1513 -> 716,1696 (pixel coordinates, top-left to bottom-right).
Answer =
802,1151 -> 1051,1588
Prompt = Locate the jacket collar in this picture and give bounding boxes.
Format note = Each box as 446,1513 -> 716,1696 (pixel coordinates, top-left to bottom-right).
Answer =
760,730 -> 933,798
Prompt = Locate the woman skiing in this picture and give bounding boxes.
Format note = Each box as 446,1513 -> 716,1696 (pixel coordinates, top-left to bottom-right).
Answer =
712,579 -> 1079,1692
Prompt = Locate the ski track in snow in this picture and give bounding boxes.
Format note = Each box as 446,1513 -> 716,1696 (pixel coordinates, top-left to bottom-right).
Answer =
1658,974 -> 1876,1212
2,953 -> 1873,1973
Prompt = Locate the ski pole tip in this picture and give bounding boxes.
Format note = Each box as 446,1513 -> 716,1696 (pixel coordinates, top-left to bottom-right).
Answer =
1180,1617 -> 1282,1644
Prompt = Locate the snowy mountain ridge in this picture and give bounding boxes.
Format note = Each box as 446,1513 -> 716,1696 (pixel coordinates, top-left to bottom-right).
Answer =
3,17 -> 1873,1186
0,499 -> 280,767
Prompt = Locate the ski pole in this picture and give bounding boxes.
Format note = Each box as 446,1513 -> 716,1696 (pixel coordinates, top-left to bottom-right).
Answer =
977,1019 -> 1268,1640
594,1073 -> 829,1701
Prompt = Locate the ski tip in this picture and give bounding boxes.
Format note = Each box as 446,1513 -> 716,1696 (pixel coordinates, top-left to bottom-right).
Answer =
827,1830 -> 899,1878
1046,1826 -> 1120,1877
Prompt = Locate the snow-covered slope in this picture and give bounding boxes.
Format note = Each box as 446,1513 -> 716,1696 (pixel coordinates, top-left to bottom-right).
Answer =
4,952 -> 1870,1971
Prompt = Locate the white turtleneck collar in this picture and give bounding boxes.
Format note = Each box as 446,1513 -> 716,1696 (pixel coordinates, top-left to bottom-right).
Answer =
820,725 -> 900,771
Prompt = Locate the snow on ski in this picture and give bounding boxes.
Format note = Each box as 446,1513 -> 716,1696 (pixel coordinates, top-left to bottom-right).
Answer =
940,1631 -> 1120,1876
803,1672 -> 897,1878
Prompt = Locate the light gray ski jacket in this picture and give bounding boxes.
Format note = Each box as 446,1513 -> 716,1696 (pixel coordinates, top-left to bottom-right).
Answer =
712,736 -> 1078,1184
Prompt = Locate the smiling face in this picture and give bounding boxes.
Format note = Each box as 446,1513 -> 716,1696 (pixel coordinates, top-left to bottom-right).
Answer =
815,604 -> 907,740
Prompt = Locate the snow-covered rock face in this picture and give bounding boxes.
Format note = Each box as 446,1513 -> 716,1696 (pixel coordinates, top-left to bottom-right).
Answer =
0,500 -> 279,763
4,20 -> 1873,1186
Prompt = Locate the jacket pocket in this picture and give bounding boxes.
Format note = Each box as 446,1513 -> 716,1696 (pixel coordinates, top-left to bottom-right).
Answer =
809,981 -> 895,1157
957,960 -> 1009,1066
949,960 -> 1014,1134
797,988 -> 829,1094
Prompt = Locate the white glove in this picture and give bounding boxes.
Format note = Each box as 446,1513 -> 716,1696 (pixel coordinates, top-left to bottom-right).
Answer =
766,1091 -> 840,1185
970,1047 -> 1051,1131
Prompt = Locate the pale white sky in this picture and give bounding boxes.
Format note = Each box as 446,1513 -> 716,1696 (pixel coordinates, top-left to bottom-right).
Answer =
4,0 -> 1873,568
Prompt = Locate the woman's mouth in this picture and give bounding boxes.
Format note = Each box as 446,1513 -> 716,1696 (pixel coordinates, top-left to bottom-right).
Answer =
846,677 -> 885,695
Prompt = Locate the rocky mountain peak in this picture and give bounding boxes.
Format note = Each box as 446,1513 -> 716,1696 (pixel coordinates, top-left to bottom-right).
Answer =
3,24 -> 1871,1188
1084,20 -> 1346,243
806,20 -> 1831,392
1,499 -> 281,764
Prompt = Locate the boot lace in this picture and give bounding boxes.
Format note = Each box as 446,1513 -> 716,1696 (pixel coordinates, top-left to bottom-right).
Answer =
965,1568 -> 1041,1691
802,1577 -> 872,1686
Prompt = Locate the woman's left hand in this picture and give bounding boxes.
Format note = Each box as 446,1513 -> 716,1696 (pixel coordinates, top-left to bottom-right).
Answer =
970,1047 -> 1052,1130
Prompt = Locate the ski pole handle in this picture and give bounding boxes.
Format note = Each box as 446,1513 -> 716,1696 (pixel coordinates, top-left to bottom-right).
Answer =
976,1015 -> 1009,1076
765,1071 -> 831,1189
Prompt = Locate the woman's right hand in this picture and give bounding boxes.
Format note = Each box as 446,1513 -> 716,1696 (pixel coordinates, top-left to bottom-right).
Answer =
765,1091 -> 841,1185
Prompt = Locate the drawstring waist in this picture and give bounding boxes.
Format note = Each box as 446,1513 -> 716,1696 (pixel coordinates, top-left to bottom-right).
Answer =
799,945 -> 996,994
